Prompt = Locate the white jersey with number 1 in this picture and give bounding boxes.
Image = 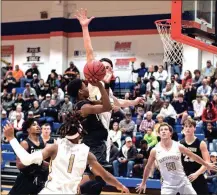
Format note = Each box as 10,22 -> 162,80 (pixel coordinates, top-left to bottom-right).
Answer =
39,138 -> 89,194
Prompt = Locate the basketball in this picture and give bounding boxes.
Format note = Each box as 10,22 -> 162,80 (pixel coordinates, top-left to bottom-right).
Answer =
83,60 -> 106,81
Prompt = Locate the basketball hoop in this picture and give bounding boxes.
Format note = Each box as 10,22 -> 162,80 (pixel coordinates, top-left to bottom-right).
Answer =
155,19 -> 184,65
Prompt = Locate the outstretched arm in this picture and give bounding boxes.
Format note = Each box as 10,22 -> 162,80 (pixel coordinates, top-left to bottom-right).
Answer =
87,152 -> 129,193
3,123 -> 57,166
75,8 -> 95,63
179,144 -> 217,172
112,95 -> 144,107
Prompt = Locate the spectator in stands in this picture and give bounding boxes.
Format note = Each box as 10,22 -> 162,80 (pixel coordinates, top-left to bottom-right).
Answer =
197,78 -> 212,103
11,88 -> 17,101
202,60 -> 215,78
202,102 -> 217,131
182,70 -> 192,88
25,93 -> 37,111
193,94 -> 206,121
113,137 -> 137,177
1,63 -> 9,80
146,76 -> 159,94
157,65 -> 168,92
1,110 -> 8,130
12,65 -> 25,87
13,112 -> 25,141
173,84 -> 185,96
132,62 -> 147,82
20,63 -> 41,87
143,91 -> 156,113
143,65 -> 158,84
57,74 -> 67,92
51,86 -> 64,101
172,93 -> 188,125
184,82 -> 197,110
109,139 -> 119,164
2,93 -> 14,114
47,70 -> 60,88
40,98 -> 59,125
143,127 -> 158,148
58,95 -> 73,123
212,80 -> 217,96
12,65 -> 24,87
23,83 -> 37,101
139,111 -> 155,134
13,93 -> 25,111
8,105 -> 24,123
162,82 -> 173,101
30,100 -> 41,119
109,121 -> 122,149
159,99 -> 177,127
110,106 -> 125,126
41,123 -> 54,144
3,72 -> 16,93
4,64 -> 13,79
153,114 -> 164,137
38,83 -> 51,100
30,73 -> 39,89
212,94 -> 217,110
1,89 -> 8,102
205,152 -> 217,195
204,122 -> 217,146
133,140 -> 150,178
135,106 -> 145,127
40,93 -> 51,110
192,69 -> 203,88
119,111 -> 135,138
170,75 -> 180,91
64,61 -> 80,80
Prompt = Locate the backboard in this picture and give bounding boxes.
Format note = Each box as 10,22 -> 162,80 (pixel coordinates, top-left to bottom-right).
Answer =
171,0 -> 217,54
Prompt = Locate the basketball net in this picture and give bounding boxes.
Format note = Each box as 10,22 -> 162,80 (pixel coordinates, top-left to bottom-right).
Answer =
155,19 -> 184,65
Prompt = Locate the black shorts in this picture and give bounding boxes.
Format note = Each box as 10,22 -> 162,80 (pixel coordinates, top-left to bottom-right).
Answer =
84,141 -> 107,175
191,175 -> 209,195
9,173 -> 44,195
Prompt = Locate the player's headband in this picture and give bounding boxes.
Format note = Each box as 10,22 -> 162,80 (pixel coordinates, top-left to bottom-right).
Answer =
65,132 -> 80,140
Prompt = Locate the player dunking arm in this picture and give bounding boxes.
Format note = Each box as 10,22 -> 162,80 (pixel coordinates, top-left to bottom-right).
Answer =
136,122 -> 217,195
180,119 -> 210,194
75,8 -> 143,108
75,8 -> 144,163
3,115 -> 129,194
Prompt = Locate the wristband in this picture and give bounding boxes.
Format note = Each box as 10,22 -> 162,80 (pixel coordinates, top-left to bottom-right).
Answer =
105,83 -> 110,89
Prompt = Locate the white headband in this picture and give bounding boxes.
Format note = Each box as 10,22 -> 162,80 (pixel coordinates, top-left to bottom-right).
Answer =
65,132 -> 80,140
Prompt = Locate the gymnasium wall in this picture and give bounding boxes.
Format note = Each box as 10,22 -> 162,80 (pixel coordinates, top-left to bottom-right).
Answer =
2,1 -> 171,22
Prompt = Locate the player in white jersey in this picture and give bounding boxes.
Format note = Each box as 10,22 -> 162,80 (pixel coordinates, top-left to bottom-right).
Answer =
75,8 -> 143,164
136,122 -> 217,194
3,114 -> 129,194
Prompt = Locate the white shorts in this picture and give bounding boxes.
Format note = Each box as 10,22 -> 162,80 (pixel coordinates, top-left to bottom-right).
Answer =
161,177 -> 196,195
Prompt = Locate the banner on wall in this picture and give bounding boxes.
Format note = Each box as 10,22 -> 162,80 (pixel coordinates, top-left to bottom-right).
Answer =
1,45 -> 14,66
23,47 -> 44,66
110,41 -> 136,57
114,57 -> 136,70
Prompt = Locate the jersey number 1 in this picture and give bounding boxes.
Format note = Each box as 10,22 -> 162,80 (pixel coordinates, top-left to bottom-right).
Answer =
67,154 -> 75,173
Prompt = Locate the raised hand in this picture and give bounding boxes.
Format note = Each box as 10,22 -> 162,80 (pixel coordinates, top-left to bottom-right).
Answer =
3,121 -> 15,141
75,8 -> 95,27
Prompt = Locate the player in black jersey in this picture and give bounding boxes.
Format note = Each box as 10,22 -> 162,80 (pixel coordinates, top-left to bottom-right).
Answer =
67,79 -> 112,165
180,119 -> 210,194
9,119 -> 49,195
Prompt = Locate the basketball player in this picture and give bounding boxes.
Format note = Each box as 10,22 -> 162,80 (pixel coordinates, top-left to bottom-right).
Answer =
75,8 -> 143,163
3,114 -> 130,194
180,119 -> 210,194
9,119 -> 49,195
136,122 -> 217,194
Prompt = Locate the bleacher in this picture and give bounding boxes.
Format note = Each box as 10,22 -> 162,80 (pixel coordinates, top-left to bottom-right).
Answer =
0,83 -> 215,193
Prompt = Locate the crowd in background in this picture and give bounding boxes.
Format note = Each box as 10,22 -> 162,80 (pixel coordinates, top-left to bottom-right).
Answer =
1,60 -> 217,192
